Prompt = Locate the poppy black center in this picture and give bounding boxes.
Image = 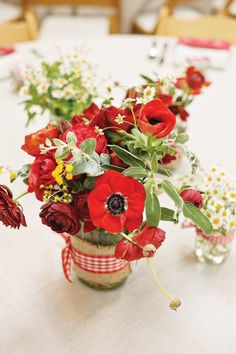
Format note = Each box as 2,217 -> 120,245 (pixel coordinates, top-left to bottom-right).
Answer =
148,117 -> 162,125
106,193 -> 125,215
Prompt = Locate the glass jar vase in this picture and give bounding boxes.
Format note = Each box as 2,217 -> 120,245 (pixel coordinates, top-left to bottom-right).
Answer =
61,230 -> 131,290
195,229 -> 234,265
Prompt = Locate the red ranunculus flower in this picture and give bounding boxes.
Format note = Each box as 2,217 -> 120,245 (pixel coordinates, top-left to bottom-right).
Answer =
28,153 -> 57,200
87,170 -> 145,233
59,122 -> 107,154
137,99 -> 176,138
0,185 -> 26,229
40,202 -> 81,235
115,224 -> 166,261
186,66 -> 210,91
73,190 -> 96,232
180,188 -> 203,209
71,103 -> 100,125
21,124 -> 59,157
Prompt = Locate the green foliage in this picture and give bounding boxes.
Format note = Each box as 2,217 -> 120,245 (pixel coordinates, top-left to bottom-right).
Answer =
145,193 -> 161,227
162,180 -> 183,209
183,202 -> 213,234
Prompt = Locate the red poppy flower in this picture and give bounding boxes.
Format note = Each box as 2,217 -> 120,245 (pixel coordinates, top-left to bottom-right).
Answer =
21,124 -> 59,157
137,99 -> 176,138
87,170 -> 145,233
28,153 -> 57,201
73,190 -> 96,232
180,188 -> 203,209
115,224 -> 166,261
0,185 -> 26,229
59,122 -> 107,154
71,103 -> 100,125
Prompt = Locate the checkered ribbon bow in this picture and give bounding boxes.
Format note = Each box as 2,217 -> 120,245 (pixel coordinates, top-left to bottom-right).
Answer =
60,233 -> 128,283
61,233 -> 73,282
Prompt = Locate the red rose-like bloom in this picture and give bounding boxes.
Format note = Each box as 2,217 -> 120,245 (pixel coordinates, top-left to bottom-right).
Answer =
137,99 -> 176,138
87,170 -> 145,233
186,66 -> 210,91
115,224 -> 166,261
21,124 -> 59,157
59,122 -> 107,154
40,202 -> 81,235
73,190 -> 96,232
0,185 -> 26,229
71,103 -> 100,125
28,154 -> 57,200
180,188 -> 204,209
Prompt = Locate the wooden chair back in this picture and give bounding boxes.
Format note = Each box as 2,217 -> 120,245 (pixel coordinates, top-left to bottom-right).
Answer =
0,10 -> 38,46
155,0 -> 236,44
22,0 -> 120,33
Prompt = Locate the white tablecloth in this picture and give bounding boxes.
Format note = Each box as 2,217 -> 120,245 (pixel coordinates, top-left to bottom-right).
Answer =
0,35 -> 236,354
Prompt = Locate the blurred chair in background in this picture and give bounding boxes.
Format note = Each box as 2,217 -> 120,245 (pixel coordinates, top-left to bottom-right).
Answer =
155,0 -> 236,43
22,0 -> 120,40
0,3 -> 38,45
133,0 -> 214,34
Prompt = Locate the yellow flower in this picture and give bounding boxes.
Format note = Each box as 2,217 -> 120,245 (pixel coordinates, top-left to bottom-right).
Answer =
55,176 -> 63,185
65,173 -> 73,180
65,165 -> 73,173
212,217 -> 220,225
10,171 -> 17,181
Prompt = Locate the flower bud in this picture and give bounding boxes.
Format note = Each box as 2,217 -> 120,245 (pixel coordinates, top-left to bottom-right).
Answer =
143,243 -> 156,257
169,298 -> 181,311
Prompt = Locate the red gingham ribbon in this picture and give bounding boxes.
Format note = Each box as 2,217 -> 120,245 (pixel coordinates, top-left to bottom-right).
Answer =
60,233 -> 127,282
182,222 -> 235,245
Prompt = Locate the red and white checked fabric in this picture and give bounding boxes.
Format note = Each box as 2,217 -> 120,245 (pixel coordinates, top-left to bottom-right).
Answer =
60,233 -> 127,282
182,222 -> 235,245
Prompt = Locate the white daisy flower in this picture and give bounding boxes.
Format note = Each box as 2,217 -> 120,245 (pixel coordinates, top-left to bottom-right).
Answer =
115,114 -> 125,125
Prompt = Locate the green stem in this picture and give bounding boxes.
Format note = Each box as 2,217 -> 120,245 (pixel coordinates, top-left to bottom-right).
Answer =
146,257 -> 173,301
14,191 -> 29,202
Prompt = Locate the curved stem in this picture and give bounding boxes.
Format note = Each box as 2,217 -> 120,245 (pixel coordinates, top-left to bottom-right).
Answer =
146,257 -> 173,301
14,191 -> 29,202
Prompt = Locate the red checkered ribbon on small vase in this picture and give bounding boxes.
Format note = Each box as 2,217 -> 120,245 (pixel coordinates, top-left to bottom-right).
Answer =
60,233 -> 127,282
182,222 -> 235,245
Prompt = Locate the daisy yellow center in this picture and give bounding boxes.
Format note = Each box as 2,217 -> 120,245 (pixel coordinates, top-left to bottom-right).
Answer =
106,193 -> 125,215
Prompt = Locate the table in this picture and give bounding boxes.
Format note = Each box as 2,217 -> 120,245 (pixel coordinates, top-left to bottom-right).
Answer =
0,35 -> 236,354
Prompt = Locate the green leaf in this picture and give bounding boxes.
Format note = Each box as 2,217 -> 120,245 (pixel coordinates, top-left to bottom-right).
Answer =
100,153 -> 110,165
151,153 -> 158,173
102,164 -> 125,172
66,132 -> 77,146
162,180 -> 183,209
175,133 -> 189,144
157,167 -> 172,177
55,146 -> 70,160
73,160 -> 103,176
83,177 -> 97,190
145,193 -> 161,227
80,138 -> 96,155
183,202 -> 213,235
45,138 -> 52,147
53,138 -> 63,147
111,145 -> 145,168
123,167 -> 147,178
140,74 -> 155,83
161,207 -> 176,222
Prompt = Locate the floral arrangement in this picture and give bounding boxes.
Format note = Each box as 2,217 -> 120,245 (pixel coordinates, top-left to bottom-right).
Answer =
180,166 -> 236,235
126,66 -> 210,130
19,52 -> 97,125
0,77 -> 213,310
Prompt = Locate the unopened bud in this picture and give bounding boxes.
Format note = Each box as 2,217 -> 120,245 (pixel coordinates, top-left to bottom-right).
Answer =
143,244 -> 156,257
169,298 -> 181,311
